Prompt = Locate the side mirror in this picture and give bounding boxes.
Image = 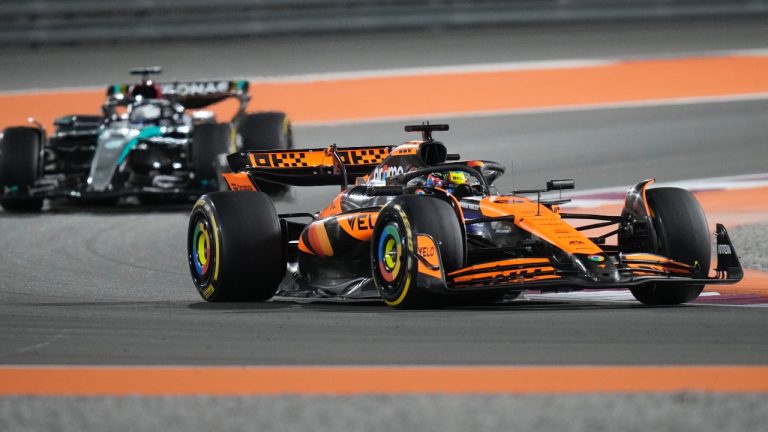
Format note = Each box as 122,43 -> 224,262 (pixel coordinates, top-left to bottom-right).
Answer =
546,179 -> 575,191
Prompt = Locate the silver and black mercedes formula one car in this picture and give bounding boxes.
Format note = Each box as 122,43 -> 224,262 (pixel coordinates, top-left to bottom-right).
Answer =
187,124 -> 743,308
0,67 -> 292,211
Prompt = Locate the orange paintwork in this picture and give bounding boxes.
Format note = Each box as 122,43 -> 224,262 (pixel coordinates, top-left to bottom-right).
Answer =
390,144 -> 419,156
306,222 -> 334,257
466,160 -> 485,168
417,234 -> 443,279
622,253 -> 692,269
448,258 -> 551,276
451,266 -> 557,284
318,194 -> 342,219
337,212 -> 378,241
1,366 -> 768,395
641,179 -> 654,216
247,147 -> 390,169
297,238 -> 314,255
220,172 -> 256,191
626,263 -> 692,275
448,257 -> 557,285
480,196 -> 603,255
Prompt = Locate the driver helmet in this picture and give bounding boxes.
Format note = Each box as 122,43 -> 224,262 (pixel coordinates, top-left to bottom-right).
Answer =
130,80 -> 162,101
426,171 -> 468,192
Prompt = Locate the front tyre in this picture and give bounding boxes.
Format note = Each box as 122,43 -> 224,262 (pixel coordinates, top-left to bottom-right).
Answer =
371,196 -> 463,308
629,187 -> 710,305
188,191 -> 285,302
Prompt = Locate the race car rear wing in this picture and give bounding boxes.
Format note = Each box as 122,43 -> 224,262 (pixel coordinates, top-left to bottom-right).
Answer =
106,80 -> 249,109
227,145 -> 392,187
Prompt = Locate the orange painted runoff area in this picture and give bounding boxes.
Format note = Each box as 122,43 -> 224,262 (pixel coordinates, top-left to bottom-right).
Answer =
0,366 -> 767,395
707,269 -> 768,297
571,186 -> 768,229
1,55 -> 767,129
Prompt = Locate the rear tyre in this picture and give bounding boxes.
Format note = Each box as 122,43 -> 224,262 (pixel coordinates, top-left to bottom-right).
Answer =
237,112 -> 292,196
188,191 -> 285,302
0,127 -> 44,212
629,187 -> 710,305
191,123 -> 232,191
371,196 -> 463,309
238,111 -> 292,151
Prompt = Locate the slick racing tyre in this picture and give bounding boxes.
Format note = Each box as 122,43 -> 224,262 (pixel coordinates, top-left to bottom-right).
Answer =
237,112 -> 292,196
371,195 -> 463,309
238,111 -> 293,151
629,187 -> 710,305
0,127 -> 44,212
191,122 -> 232,191
188,191 -> 285,302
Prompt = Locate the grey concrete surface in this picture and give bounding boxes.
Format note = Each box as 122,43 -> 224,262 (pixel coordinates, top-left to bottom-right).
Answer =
0,18 -> 767,92
2,393 -> 768,432
292,100 -> 768,199
731,223 -> 768,272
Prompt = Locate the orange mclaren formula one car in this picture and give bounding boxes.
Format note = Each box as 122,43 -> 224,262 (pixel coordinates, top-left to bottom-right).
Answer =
187,124 -> 743,308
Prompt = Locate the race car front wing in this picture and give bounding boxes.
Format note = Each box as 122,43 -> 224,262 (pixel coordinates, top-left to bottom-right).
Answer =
444,224 -> 743,292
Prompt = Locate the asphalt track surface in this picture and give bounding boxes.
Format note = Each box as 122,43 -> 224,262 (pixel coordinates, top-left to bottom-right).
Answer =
1,17 -> 768,431
1,101 -> 767,366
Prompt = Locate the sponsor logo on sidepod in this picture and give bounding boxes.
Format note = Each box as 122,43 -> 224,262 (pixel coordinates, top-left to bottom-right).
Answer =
371,165 -> 404,182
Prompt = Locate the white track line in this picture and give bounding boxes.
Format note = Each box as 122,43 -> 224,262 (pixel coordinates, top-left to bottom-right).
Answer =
245,47 -> 768,84
562,172 -> 768,209
0,59 -> 612,96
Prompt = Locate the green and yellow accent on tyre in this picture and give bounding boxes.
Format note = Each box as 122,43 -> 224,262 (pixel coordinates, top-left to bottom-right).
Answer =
187,191 -> 285,302
371,196 -> 464,309
371,204 -> 415,307
188,199 -> 220,300
377,223 -> 403,283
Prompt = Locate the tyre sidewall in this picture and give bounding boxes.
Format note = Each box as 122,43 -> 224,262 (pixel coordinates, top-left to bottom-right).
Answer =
190,123 -> 232,186
188,191 -> 285,302
371,196 -> 464,308
371,201 -> 418,307
630,187 -> 710,305
238,112 -> 291,151
0,127 -> 44,211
